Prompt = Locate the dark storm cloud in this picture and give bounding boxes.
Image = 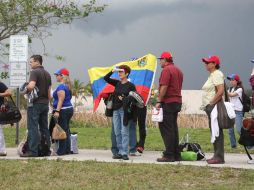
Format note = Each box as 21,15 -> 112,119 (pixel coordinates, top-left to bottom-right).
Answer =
34,0 -> 254,89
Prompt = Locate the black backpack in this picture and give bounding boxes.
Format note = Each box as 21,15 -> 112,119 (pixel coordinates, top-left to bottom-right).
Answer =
239,93 -> 251,113
229,86 -> 251,113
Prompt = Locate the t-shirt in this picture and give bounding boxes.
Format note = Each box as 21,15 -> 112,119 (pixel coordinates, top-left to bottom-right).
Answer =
201,70 -> 224,109
29,66 -> 52,104
0,82 -> 8,106
228,87 -> 243,111
52,84 -> 73,109
159,63 -> 183,103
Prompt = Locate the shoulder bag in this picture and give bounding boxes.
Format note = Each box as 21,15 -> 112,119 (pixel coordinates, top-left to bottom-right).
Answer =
0,96 -> 22,125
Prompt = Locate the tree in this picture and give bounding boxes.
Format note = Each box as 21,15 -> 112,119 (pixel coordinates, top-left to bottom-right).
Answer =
0,0 -> 106,78
72,79 -> 84,109
0,0 -> 105,41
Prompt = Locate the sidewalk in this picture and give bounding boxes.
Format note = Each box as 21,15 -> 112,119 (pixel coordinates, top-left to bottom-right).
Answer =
1,148 -> 254,170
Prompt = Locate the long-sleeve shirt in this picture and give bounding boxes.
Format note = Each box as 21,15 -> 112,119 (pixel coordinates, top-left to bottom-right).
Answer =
104,71 -> 136,110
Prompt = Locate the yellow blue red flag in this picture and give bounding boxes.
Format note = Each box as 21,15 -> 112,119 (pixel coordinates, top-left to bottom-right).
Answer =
88,54 -> 157,112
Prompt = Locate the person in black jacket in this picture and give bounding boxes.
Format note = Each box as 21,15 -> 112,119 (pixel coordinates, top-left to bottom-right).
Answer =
104,65 -> 136,160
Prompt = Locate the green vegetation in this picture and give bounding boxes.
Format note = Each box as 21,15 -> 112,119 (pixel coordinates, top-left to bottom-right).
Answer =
0,159 -> 254,190
4,127 -> 249,154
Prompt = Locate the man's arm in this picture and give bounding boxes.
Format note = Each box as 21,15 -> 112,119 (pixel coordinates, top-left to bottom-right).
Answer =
48,86 -> 52,100
26,81 -> 36,92
155,85 -> 168,109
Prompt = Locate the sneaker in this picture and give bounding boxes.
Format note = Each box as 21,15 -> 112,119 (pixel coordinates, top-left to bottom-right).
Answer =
247,160 -> 254,164
122,155 -> 129,160
112,154 -> 122,159
136,146 -> 144,154
157,157 -> 175,162
0,151 -> 7,156
129,152 -> 141,156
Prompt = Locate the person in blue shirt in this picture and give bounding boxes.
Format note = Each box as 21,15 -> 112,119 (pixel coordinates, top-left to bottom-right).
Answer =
53,68 -> 74,155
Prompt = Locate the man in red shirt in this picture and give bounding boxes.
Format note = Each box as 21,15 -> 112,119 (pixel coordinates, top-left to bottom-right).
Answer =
155,51 -> 183,162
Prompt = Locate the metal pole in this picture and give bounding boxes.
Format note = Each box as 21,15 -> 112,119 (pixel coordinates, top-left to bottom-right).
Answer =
15,87 -> 20,145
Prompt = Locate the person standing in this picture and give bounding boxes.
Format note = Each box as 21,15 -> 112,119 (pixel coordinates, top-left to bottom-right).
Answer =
136,106 -> 147,153
21,55 -> 52,157
227,74 -> 244,149
155,51 -> 183,162
52,68 -> 74,155
201,55 -> 225,164
0,81 -> 12,156
104,65 -> 136,160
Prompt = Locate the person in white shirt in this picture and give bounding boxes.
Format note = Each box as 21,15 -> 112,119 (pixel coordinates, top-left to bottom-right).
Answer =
227,74 -> 243,149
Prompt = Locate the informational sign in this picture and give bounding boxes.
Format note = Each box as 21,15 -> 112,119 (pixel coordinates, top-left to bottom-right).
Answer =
9,62 -> 27,87
9,35 -> 28,87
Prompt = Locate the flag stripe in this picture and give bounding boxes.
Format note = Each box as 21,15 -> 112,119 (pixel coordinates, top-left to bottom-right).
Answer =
91,69 -> 154,99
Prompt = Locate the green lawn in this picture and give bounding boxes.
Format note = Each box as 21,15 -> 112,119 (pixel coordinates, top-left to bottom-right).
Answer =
3,126 -> 250,154
0,159 -> 254,190
2,126 -> 254,189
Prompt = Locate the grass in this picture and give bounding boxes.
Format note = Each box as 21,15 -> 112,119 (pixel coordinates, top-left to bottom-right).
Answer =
2,117 -> 254,189
0,159 -> 254,190
3,126 -> 251,154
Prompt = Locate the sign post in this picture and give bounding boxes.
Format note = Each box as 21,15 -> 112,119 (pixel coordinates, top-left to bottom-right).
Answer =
9,35 -> 28,145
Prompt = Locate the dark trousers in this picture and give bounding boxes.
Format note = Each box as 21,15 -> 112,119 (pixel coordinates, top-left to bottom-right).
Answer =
27,103 -> 50,156
57,107 -> 74,155
159,102 -> 181,159
137,106 -> 147,148
205,105 -> 224,161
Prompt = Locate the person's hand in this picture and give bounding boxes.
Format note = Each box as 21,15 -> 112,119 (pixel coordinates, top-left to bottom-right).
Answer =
112,68 -> 124,72
118,96 -> 123,101
53,111 -> 60,118
155,102 -> 161,110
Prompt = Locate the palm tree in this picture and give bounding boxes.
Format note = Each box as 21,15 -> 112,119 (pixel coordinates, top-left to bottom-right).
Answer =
72,79 -> 84,110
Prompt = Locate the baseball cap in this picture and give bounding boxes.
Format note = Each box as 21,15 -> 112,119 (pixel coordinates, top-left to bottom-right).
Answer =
158,51 -> 172,59
54,68 -> 69,76
227,74 -> 240,81
202,55 -> 220,65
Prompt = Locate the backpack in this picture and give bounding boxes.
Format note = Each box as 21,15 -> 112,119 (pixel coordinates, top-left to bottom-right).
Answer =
179,142 -> 205,160
229,86 -> 251,113
239,93 -> 251,113
38,134 -> 51,157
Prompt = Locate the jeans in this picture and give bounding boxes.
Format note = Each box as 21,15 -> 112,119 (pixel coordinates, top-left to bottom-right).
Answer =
111,123 -> 118,155
27,103 -> 50,156
228,111 -> 243,148
159,103 -> 182,159
137,106 -> 147,148
0,125 -> 6,153
57,107 -> 74,155
111,120 -> 136,155
112,107 -> 130,156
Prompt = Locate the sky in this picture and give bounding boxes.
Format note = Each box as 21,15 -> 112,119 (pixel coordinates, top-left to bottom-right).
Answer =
23,0 -> 254,89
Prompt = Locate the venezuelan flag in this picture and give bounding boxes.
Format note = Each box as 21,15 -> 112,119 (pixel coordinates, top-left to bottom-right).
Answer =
88,54 -> 157,112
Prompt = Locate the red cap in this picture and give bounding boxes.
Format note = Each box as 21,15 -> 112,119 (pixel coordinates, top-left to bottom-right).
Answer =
202,55 -> 220,65
158,51 -> 172,59
54,68 -> 69,76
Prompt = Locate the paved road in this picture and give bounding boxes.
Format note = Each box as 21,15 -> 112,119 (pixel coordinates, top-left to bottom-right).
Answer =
1,148 -> 254,170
